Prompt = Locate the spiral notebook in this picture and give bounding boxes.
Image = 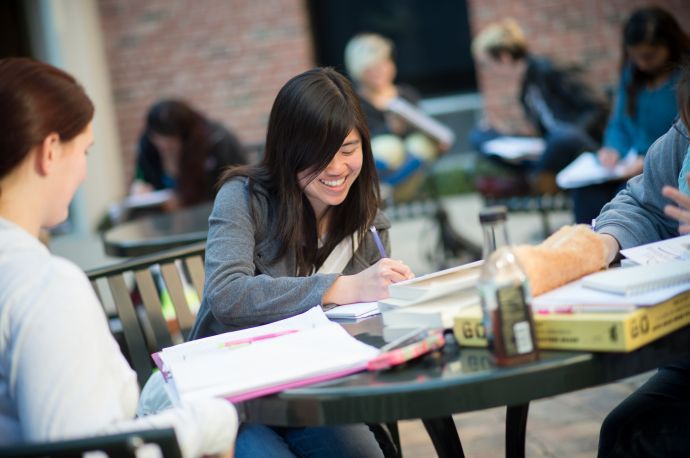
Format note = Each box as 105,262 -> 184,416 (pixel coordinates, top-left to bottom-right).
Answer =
581,261 -> 690,296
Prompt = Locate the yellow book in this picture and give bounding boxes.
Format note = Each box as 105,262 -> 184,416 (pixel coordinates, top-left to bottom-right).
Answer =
453,290 -> 690,352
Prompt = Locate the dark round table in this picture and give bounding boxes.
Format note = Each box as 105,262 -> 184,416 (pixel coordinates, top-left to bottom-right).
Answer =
238,316 -> 690,458
102,203 -> 213,257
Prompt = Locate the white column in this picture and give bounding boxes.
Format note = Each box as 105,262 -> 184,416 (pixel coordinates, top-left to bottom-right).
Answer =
25,0 -> 125,236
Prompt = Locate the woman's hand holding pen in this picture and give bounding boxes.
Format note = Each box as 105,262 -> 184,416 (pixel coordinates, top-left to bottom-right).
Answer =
662,172 -> 690,234
353,258 -> 415,301
323,258 -> 414,304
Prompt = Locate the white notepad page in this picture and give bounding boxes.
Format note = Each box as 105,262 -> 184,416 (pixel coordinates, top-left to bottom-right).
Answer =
581,261 -> 690,296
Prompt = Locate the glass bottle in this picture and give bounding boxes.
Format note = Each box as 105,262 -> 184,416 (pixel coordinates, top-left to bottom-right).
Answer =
477,206 -> 538,366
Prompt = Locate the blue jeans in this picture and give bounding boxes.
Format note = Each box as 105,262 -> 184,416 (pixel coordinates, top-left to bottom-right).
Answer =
598,359 -> 690,457
235,424 -> 385,458
570,180 -> 624,224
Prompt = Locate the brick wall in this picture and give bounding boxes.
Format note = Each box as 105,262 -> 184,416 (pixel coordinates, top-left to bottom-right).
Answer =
467,0 -> 690,134
100,1 -> 690,183
98,0 -> 314,183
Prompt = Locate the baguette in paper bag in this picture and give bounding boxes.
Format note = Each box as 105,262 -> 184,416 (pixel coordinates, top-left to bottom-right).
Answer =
513,225 -> 606,296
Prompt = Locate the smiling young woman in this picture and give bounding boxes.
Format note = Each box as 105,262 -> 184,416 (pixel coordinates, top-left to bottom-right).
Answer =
186,67 -> 413,457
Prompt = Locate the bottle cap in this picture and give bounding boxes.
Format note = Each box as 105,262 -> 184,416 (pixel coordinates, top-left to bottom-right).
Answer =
479,205 -> 507,223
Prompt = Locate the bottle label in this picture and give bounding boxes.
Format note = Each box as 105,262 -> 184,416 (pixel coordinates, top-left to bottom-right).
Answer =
513,321 -> 534,354
496,284 -> 534,356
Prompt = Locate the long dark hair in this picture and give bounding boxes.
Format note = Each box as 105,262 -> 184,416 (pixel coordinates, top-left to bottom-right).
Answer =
221,67 -> 380,275
142,100 -> 212,206
622,7 -> 690,117
0,57 -> 93,182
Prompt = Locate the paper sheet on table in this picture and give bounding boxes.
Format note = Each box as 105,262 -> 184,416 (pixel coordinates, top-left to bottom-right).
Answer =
620,234 -> 690,265
481,136 -> 545,161
556,152 -> 638,189
531,278 -> 690,312
325,302 -> 380,319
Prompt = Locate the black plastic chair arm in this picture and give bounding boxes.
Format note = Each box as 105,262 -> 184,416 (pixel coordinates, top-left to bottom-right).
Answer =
0,427 -> 182,458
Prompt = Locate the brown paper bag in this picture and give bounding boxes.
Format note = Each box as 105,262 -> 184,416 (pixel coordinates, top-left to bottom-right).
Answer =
513,225 -> 606,296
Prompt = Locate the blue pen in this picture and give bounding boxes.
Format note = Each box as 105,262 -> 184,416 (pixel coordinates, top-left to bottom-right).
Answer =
369,226 -> 388,258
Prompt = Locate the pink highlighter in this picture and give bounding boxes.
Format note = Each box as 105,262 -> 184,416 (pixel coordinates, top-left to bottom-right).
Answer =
367,329 -> 445,371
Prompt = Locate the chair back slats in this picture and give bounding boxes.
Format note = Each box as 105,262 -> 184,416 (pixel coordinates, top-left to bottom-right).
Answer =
185,255 -> 205,299
86,242 -> 206,387
160,262 -> 196,338
107,274 -> 152,388
134,269 -> 174,350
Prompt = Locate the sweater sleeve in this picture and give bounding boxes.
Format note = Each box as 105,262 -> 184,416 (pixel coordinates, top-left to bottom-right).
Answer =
595,121 -> 687,248
202,179 -> 340,329
13,258 -> 236,458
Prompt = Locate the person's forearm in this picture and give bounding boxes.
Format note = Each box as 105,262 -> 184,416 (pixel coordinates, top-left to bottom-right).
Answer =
322,275 -> 358,305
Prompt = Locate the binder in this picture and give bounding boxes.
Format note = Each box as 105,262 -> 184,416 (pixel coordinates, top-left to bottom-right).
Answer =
581,261 -> 690,296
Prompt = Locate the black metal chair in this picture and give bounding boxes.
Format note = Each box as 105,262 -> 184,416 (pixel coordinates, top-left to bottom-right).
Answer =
87,241 -> 207,387
0,244 -> 207,457
0,428 -> 181,458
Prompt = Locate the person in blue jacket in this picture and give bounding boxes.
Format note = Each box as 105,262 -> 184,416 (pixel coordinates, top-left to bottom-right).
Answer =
594,61 -> 690,458
572,6 -> 690,224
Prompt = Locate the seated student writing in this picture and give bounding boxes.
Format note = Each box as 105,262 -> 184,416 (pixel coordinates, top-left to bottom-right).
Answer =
572,6 -> 689,224
594,62 -> 690,457
131,99 -> 248,212
470,18 -> 608,195
0,58 -> 238,457
188,67 -> 413,457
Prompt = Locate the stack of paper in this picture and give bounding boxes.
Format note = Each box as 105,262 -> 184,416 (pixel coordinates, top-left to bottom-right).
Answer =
379,261 -> 482,330
325,301 -> 380,319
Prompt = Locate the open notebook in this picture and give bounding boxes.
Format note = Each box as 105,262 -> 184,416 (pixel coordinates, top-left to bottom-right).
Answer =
153,307 -> 443,405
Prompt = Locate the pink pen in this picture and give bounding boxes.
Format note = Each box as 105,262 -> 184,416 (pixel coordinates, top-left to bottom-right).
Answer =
222,329 -> 299,348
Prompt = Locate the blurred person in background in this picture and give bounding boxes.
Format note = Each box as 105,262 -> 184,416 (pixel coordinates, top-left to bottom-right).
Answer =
572,6 -> 690,224
131,99 -> 248,211
471,18 -> 608,195
344,33 -> 452,203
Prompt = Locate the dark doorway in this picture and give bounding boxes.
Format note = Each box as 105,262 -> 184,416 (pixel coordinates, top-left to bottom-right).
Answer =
1,1 -> 31,58
307,0 -> 477,97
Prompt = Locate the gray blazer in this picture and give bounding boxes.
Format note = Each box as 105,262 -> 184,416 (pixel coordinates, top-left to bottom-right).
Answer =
189,177 -> 392,337
596,118 -> 689,248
